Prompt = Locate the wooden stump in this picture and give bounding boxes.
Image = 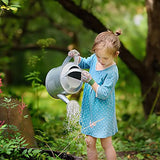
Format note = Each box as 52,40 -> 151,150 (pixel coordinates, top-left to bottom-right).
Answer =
0,97 -> 37,148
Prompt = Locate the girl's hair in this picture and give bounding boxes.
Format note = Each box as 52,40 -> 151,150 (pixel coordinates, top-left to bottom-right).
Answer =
92,30 -> 122,55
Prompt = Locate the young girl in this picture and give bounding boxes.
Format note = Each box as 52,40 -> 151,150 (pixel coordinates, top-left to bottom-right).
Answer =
68,30 -> 121,160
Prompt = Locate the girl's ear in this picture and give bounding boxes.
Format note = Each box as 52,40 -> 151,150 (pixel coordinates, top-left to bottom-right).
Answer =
114,51 -> 120,64
115,51 -> 120,57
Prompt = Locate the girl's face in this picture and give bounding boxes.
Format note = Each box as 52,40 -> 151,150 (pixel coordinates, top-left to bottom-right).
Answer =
95,49 -> 115,68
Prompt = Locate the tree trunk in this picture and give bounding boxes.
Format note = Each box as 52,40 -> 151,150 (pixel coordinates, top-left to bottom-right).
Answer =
141,77 -> 160,117
141,0 -> 160,117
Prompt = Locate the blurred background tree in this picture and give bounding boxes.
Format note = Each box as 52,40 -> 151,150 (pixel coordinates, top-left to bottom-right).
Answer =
0,0 -> 159,118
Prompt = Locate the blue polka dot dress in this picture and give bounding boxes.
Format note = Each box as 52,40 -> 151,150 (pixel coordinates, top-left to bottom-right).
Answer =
79,54 -> 118,138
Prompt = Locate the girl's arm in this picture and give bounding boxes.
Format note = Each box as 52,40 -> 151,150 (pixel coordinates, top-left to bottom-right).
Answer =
68,49 -> 93,69
79,56 -> 93,69
91,82 -> 99,93
81,70 -> 118,100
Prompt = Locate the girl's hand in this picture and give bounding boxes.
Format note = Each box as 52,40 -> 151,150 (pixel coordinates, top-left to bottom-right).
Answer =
68,49 -> 80,57
81,70 -> 92,83
81,70 -> 95,86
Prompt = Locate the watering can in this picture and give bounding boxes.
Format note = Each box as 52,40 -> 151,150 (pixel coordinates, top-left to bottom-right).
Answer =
45,55 -> 83,104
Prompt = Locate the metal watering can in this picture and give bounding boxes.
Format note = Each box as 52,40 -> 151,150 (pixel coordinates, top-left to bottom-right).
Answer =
45,55 -> 82,104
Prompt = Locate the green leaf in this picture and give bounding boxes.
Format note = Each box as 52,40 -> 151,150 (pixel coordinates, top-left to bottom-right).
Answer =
28,148 -> 33,153
22,149 -> 27,155
136,153 -> 144,159
10,4 -> 21,8
34,135 -> 46,142
22,143 -> 28,147
24,115 -> 29,119
2,0 -> 8,5
21,140 -> 26,144
0,124 -> 7,130
9,6 -> 18,12
22,149 -> 29,158
32,149 -> 41,155
4,97 -> 11,103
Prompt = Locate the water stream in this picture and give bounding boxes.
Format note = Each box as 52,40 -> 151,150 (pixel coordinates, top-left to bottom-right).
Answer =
66,100 -> 80,130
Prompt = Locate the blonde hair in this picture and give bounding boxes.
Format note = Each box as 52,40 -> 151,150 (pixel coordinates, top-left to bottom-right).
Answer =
92,30 -> 122,56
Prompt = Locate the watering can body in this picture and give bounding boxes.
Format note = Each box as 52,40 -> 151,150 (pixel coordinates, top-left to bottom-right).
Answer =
45,56 -> 82,103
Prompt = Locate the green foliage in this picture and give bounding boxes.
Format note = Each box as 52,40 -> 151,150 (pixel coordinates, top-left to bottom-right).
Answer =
1,0 -> 8,5
0,130 -> 54,160
25,71 -> 42,87
113,113 -> 160,159
37,38 -> 56,48
0,124 -> 28,159
21,148 -> 54,160
34,116 -> 86,158
25,71 -> 45,108
0,97 -> 18,109
27,56 -> 41,68
0,0 -> 21,12
0,83 -> 56,159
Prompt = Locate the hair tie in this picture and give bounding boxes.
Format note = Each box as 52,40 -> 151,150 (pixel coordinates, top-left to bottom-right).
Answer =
115,30 -> 122,36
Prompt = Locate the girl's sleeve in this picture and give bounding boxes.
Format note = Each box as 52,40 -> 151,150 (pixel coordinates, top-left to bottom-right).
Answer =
79,55 -> 94,69
96,71 -> 118,100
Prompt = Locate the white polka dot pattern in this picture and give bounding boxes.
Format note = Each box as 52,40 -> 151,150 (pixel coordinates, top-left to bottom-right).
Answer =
79,54 -> 118,138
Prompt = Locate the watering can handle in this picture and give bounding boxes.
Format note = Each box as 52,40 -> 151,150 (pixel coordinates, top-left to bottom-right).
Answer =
62,55 -> 79,66
62,56 -> 72,66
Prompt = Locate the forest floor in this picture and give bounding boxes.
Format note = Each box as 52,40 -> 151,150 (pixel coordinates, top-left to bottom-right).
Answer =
80,150 -> 160,160
116,151 -> 160,160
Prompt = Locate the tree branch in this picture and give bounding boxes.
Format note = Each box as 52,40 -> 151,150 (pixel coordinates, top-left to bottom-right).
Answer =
56,0 -> 145,80
55,0 -> 107,33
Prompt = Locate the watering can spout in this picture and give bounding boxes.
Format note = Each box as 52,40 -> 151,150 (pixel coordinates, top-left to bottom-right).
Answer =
57,94 -> 70,104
